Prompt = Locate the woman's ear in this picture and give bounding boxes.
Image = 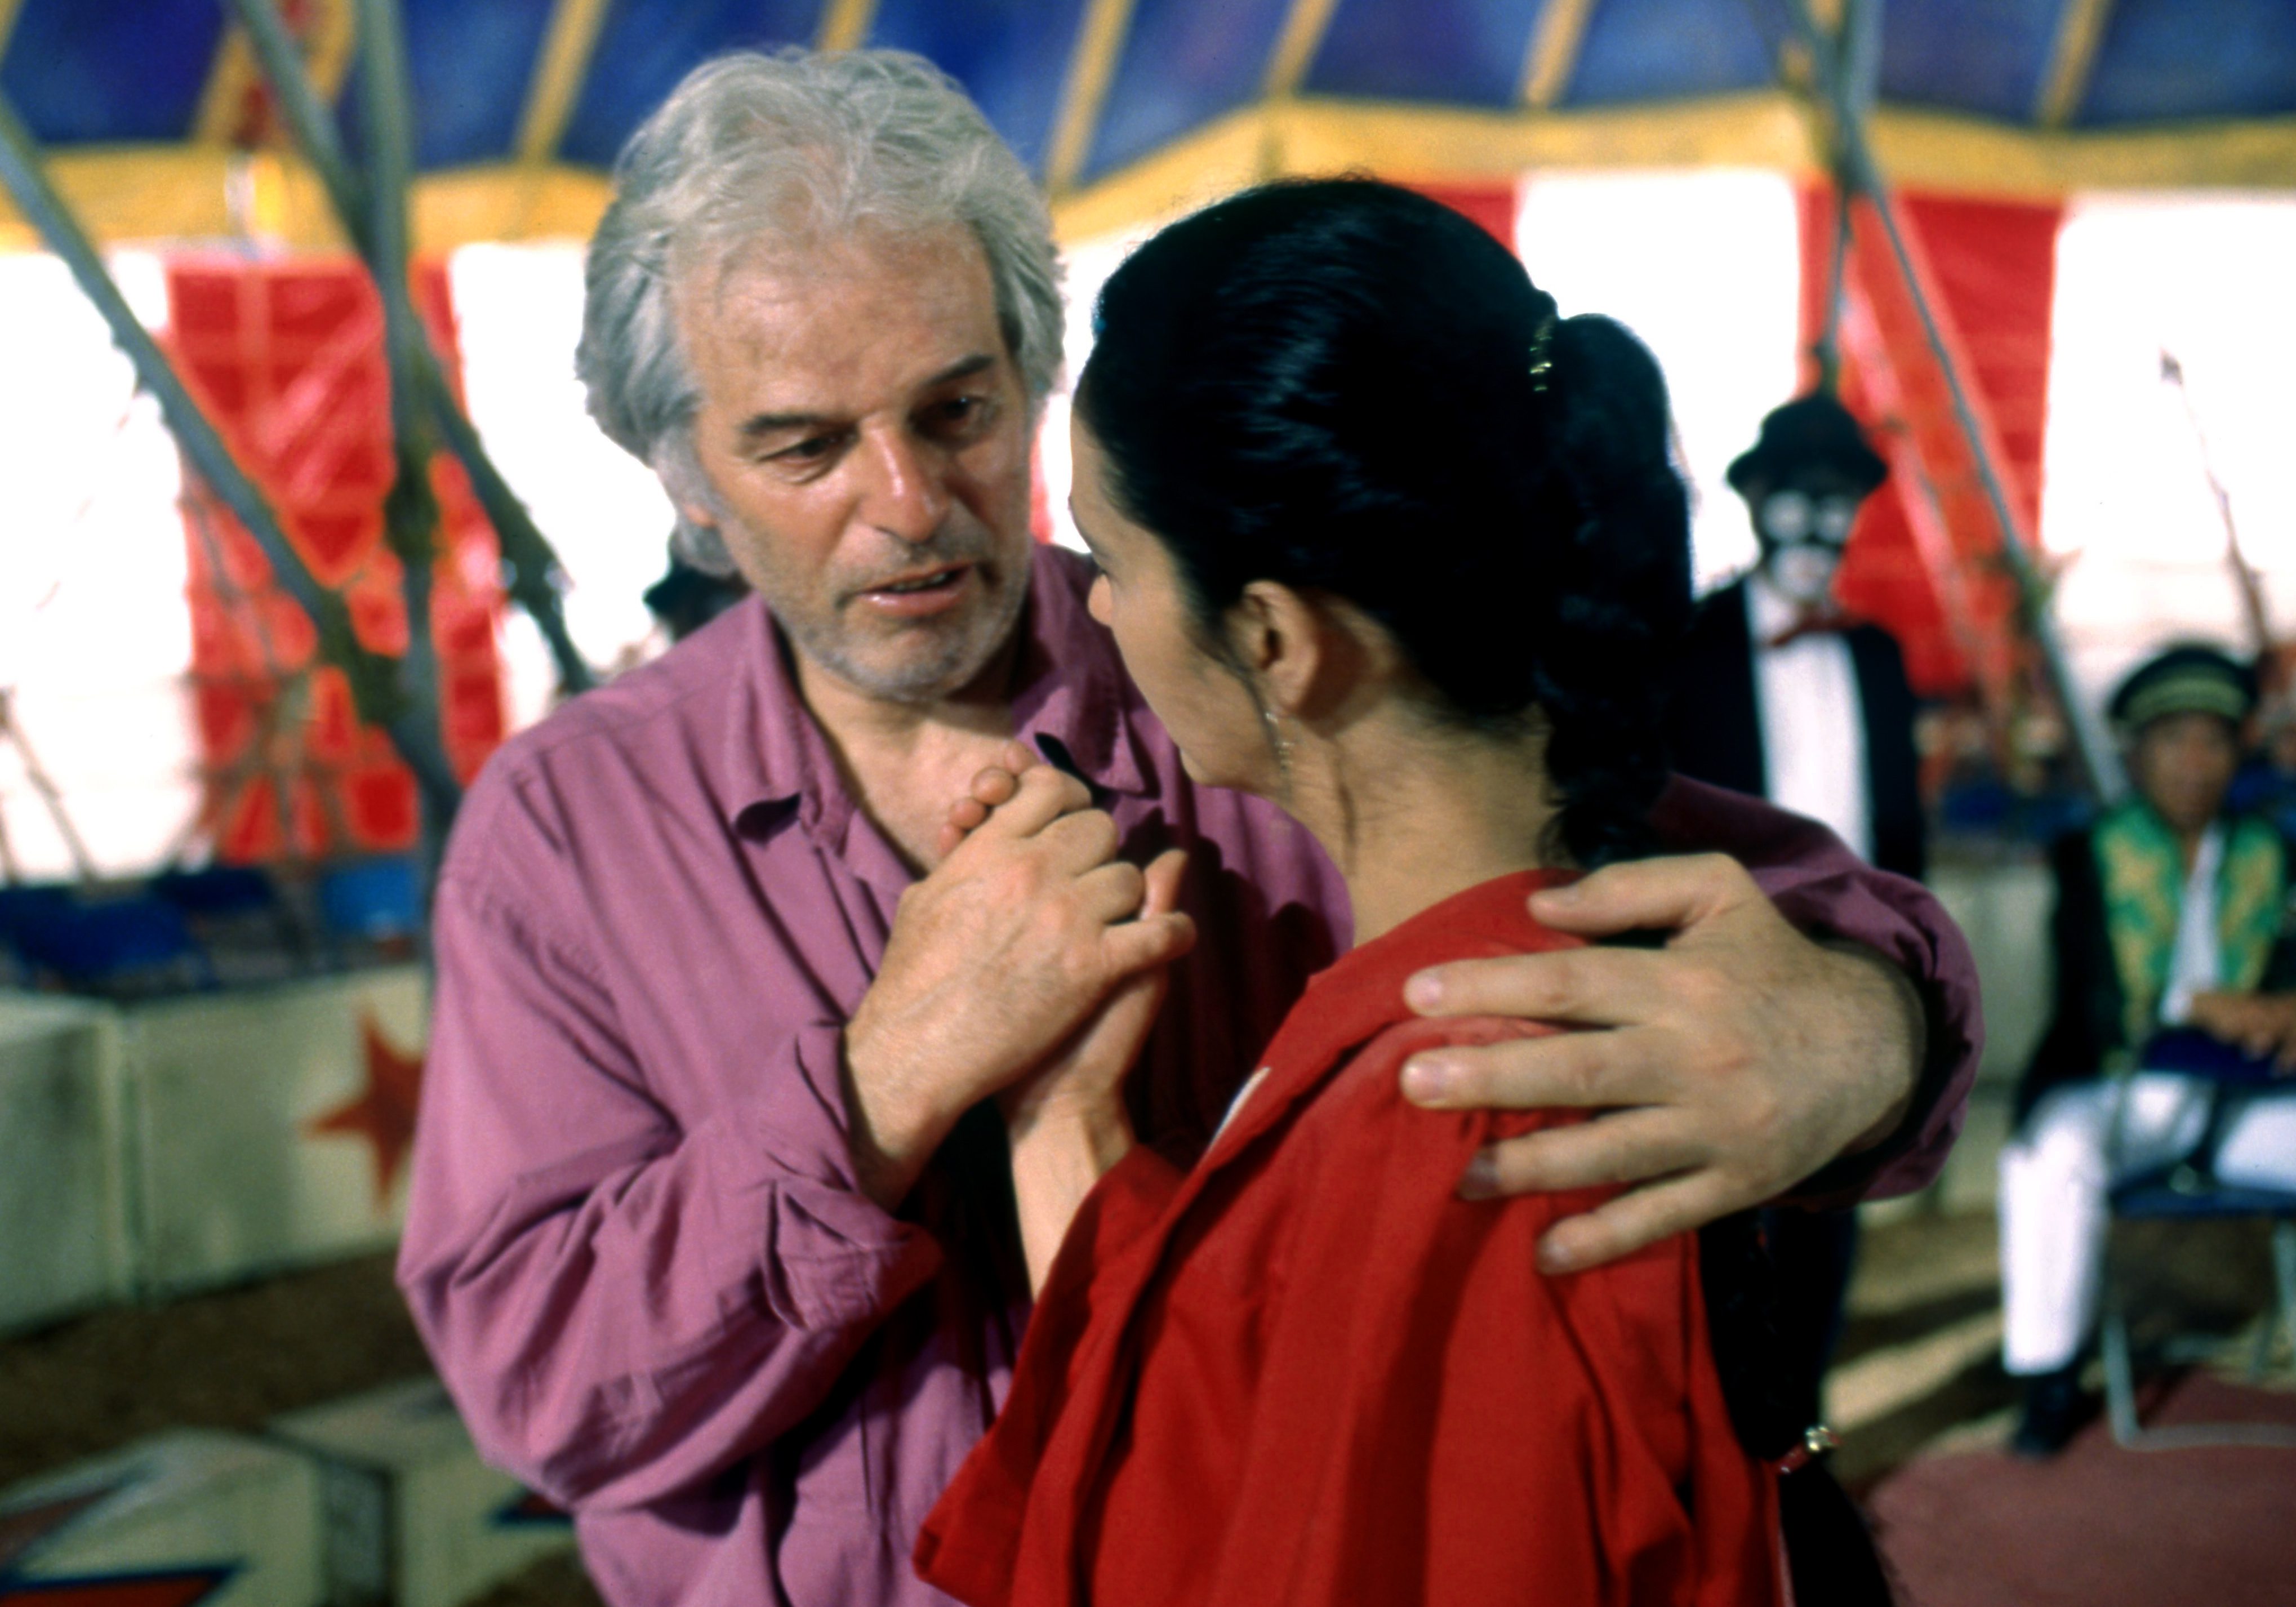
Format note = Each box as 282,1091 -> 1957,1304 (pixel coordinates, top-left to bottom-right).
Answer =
1228,581 -> 1349,720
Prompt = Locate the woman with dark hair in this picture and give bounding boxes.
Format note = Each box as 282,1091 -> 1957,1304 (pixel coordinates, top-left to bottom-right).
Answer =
914,179 -> 1782,1605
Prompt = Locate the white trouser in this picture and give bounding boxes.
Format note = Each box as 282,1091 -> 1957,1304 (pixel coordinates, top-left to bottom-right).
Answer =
1998,1073 -> 2296,1375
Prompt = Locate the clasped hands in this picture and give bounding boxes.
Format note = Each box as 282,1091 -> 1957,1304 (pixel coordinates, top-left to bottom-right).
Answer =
2186,990 -> 2296,1071
842,741 -> 1925,1271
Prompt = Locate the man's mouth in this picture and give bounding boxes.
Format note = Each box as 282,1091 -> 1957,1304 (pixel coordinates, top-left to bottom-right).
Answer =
869,565 -> 968,596
853,563 -> 981,616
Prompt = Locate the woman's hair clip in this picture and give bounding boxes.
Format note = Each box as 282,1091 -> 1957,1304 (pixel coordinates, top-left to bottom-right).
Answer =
1528,310 -> 1559,394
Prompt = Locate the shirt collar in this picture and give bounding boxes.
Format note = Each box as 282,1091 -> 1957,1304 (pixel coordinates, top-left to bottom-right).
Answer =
718,544 -> 1153,836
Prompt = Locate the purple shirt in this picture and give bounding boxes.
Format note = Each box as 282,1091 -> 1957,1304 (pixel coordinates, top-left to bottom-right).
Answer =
400,545 -> 1978,1607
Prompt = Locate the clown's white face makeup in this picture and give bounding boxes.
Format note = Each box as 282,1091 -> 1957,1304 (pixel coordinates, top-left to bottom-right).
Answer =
1763,536 -> 1846,608
1751,465 -> 1867,608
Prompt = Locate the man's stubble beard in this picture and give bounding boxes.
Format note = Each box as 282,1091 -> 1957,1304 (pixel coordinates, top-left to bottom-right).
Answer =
726,502 -> 1032,705
776,561 -> 1031,705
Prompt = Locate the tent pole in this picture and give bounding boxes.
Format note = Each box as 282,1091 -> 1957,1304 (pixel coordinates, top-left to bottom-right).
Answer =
1786,0 -> 2113,800
1813,0 -> 1881,390
0,88 -> 461,821
352,0 -> 462,874
232,0 -> 595,700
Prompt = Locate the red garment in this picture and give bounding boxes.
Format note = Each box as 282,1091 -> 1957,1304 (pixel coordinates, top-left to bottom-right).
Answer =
917,871 -> 1779,1606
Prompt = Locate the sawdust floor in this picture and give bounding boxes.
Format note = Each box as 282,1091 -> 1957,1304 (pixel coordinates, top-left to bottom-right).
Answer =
2,1212 -> 2280,1606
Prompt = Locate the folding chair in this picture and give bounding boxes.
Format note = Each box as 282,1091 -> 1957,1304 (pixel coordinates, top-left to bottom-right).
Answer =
2099,1029 -> 2296,1449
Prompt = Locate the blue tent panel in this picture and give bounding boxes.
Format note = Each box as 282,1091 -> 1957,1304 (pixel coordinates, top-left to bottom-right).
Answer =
2081,0 -> 2296,124
1568,0 -> 1775,106
1,0 -> 221,145
1304,0 -> 1546,109
1879,0 -> 2062,123
870,0 -> 1093,177
335,0 -> 561,170
1085,0 -> 1293,180
558,0 -> 822,169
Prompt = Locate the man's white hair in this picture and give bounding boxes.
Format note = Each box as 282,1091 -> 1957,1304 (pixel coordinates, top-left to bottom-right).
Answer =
576,48 -> 1064,575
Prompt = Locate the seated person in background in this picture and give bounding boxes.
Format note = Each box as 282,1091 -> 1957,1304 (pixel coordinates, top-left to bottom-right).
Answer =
916,180 -> 1785,1607
2003,643 -> 2296,1455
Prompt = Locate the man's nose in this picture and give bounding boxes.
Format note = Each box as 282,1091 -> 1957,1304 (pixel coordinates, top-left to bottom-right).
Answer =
857,428 -> 952,545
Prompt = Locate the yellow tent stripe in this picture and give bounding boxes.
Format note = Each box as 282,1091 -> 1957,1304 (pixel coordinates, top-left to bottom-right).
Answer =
0,0 -> 26,62
1051,93 -> 2296,242
1521,0 -> 1596,111
1045,0 -> 1138,194
2035,0 -> 2117,128
10,101 -> 2296,258
1263,0 -> 1340,99
192,20 -> 260,144
518,0 -> 615,163
815,0 -> 880,54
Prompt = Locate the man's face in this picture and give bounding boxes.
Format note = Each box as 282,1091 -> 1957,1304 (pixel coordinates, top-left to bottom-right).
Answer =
673,226 -> 1034,705
1750,464 -> 1867,608
2130,710 -> 2241,837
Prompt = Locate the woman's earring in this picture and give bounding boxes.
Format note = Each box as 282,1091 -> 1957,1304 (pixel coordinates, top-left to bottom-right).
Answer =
1262,706 -> 1293,785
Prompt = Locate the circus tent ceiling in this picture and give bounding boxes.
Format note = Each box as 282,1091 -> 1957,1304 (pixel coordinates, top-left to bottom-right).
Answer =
1,0 -> 2293,252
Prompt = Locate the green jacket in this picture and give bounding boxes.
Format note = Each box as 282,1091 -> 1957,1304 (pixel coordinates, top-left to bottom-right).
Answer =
2018,800 -> 2296,1123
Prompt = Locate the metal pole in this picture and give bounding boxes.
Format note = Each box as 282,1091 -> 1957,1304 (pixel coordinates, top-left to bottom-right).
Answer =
232,0 -> 594,698
353,0 -> 461,862
1783,0 -> 2115,799
229,0 -> 366,241
0,90 -> 464,816
1813,0 -> 1883,388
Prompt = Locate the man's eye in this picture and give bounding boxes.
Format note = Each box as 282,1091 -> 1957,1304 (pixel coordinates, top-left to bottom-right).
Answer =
768,431 -> 848,467
932,395 -> 991,434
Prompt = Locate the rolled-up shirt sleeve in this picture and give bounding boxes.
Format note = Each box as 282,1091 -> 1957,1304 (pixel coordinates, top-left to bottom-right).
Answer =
398,867 -> 944,1513
1652,776 -> 1983,1203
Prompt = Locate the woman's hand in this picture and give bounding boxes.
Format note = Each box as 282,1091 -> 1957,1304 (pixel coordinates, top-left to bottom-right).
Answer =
1000,845 -> 1187,1294
1000,847 -> 1188,1138
935,739 -> 1040,861
2187,990 -> 2296,1071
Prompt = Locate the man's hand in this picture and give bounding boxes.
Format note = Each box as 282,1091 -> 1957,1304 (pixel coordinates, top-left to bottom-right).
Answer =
1398,853 -> 1924,1273
2187,990 -> 2296,1071
844,764 -> 1195,1208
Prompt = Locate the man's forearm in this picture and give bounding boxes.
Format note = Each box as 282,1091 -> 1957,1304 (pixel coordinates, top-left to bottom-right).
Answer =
1823,938 -> 1925,1159
403,1026 -> 944,1511
1654,775 -> 1982,1199
841,1022 -> 974,1211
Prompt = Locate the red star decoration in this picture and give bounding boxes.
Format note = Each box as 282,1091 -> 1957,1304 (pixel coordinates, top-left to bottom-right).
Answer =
305,1011 -> 426,1204
0,1488 -> 120,1575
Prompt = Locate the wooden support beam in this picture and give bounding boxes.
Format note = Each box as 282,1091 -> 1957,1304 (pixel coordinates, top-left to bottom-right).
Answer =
815,0 -> 879,54
1262,0 -> 1339,99
518,0 -> 613,162
1044,0 -> 1137,195
1520,0 -> 1595,112
2035,0 -> 2116,128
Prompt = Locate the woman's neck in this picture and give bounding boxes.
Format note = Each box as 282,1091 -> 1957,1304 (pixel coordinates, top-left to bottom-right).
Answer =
1283,720 -> 1561,945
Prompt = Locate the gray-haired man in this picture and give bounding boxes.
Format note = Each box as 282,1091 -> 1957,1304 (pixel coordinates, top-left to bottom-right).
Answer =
400,49 -> 1977,1606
